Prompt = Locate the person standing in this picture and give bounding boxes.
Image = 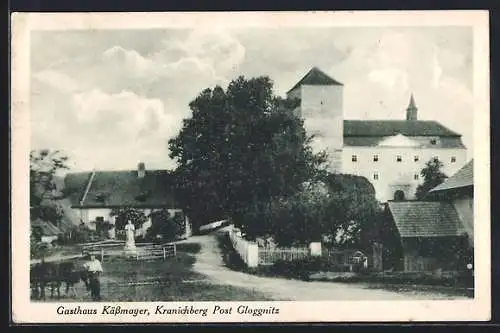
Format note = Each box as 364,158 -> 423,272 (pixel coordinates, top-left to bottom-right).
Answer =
83,254 -> 104,301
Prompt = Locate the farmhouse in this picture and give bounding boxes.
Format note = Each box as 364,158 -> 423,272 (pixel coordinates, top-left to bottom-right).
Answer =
380,160 -> 474,272
287,67 -> 468,202
63,162 -> 192,239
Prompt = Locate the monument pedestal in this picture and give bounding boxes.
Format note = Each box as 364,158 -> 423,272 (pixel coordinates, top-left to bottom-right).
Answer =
123,243 -> 137,257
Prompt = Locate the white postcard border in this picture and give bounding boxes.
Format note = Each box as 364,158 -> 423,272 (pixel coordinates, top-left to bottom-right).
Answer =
11,10 -> 491,323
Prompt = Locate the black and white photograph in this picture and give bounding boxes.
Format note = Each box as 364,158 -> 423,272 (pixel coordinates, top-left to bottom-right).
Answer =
11,11 -> 490,323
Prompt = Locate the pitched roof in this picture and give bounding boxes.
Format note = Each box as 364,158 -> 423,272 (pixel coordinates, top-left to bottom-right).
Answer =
430,159 -> 474,193
64,170 -> 178,208
344,120 -> 461,137
31,218 -> 63,236
387,201 -> 466,238
343,135 -> 466,148
287,67 -> 343,93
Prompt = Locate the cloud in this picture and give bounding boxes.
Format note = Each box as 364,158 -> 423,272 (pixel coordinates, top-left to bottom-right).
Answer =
30,27 -> 473,170
32,70 -> 80,93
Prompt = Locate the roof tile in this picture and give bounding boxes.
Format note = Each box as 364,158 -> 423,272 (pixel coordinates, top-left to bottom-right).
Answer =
430,159 -> 473,192
387,201 -> 466,238
64,170 -> 178,208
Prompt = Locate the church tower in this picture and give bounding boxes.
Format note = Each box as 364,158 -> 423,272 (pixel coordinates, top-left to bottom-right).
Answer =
286,67 -> 344,172
406,93 -> 418,121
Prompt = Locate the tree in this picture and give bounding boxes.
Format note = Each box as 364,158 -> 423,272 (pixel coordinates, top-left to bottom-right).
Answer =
146,210 -> 185,242
30,149 -> 69,207
30,149 -> 70,230
168,76 -> 327,232
30,149 -> 70,256
255,173 -> 381,249
415,157 -> 448,199
110,208 -> 148,230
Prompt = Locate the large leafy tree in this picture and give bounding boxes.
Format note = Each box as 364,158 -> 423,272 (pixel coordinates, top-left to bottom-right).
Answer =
168,76 -> 327,232
415,157 -> 448,199
30,149 -> 69,224
30,149 -> 69,207
30,149 -> 70,257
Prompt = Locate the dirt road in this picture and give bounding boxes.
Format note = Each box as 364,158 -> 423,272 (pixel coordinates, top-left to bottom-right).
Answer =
190,230 -> 469,301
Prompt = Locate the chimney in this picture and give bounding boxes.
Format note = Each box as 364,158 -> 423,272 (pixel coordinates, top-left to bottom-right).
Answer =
137,162 -> 146,178
406,93 -> 418,121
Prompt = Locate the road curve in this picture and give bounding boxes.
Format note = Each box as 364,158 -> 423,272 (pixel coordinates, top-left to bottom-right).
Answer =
189,230 -> 468,301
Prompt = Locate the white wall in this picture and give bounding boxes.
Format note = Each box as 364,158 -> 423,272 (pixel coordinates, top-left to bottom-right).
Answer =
342,146 -> 467,202
300,84 -> 344,173
453,197 -> 474,245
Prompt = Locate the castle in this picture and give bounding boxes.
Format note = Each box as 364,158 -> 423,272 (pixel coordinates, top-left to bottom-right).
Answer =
287,67 -> 468,202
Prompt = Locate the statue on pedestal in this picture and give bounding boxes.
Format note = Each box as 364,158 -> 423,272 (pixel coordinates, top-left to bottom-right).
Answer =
124,220 -> 136,253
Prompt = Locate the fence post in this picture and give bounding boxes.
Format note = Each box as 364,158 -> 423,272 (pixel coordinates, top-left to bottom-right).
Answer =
100,248 -> 104,262
309,242 -> 322,257
173,244 -> 177,257
246,243 -> 259,268
163,247 -> 166,261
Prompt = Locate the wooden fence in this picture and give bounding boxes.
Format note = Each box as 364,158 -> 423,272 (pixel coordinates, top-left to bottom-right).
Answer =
258,247 -> 310,266
80,240 -> 176,261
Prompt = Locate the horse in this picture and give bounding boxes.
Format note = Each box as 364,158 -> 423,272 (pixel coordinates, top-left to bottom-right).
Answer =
30,260 -> 88,300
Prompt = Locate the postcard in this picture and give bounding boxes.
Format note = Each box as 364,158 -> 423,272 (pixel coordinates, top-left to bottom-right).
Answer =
11,10 -> 490,323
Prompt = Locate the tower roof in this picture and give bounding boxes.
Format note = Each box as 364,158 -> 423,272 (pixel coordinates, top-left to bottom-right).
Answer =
407,93 -> 417,110
287,67 -> 343,94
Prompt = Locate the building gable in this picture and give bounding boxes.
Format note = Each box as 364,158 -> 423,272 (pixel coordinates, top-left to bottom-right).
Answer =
378,133 -> 422,148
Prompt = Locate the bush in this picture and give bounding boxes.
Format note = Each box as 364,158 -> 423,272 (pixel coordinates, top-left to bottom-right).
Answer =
271,257 -> 329,280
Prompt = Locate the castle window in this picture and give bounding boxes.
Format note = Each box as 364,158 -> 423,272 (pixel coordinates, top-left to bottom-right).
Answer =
396,155 -> 402,162
414,174 -> 419,180
373,172 -> 379,180
430,139 -> 437,145
352,155 -> 357,162
414,155 -> 419,162
451,156 -> 456,163
373,155 -> 379,162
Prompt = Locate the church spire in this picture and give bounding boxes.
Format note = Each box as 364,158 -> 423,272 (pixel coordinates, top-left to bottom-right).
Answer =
406,93 -> 418,121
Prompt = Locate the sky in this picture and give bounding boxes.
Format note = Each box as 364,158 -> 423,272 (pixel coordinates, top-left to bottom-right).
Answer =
30,26 -> 473,172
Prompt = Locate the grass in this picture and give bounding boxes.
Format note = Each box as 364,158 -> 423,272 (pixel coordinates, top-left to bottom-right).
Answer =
31,242 -> 274,302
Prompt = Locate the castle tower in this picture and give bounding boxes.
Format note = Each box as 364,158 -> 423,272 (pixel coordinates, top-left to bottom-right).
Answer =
406,93 -> 418,121
286,67 -> 344,172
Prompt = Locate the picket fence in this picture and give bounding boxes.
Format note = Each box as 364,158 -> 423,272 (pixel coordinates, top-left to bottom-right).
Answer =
258,247 -> 310,266
226,227 -> 369,270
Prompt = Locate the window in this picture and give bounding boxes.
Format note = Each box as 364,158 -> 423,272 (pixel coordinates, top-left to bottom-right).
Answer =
373,172 -> 379,180
414,155 -> 419,162
396,155 -> 402,162
352,155 -> 357,162
430,139 -> 437,145
451,156 -> 456,163
414,174 -> 419,180
373,155 -> 379,162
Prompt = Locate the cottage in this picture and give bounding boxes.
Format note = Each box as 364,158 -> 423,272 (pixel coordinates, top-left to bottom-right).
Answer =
63,163 -> 192,239
31,218 -> 62,244
383,201 -> 469,272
